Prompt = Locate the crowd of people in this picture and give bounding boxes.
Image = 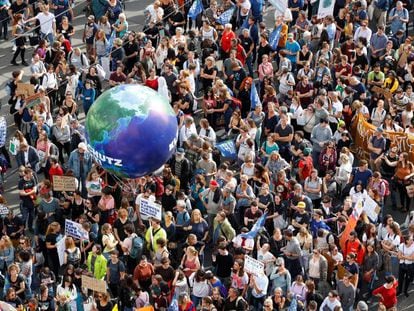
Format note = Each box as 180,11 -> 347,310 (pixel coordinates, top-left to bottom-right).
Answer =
1,0 -> 414,310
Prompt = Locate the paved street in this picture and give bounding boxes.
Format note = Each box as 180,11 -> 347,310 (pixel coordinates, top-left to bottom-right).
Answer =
0,1 -> 413,309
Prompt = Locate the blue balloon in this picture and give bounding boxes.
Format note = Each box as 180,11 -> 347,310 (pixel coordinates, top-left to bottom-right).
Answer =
85,84 -> 178,178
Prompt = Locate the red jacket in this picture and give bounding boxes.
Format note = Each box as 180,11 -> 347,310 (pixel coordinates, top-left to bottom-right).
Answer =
220,30 -> 236,53
343,238 -> 365,265
372,281 -> 398,309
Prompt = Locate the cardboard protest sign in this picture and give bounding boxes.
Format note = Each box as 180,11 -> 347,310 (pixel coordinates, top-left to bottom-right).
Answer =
16,83 -> 35,97
53,175 -> 77,192
81,275 -> 107,293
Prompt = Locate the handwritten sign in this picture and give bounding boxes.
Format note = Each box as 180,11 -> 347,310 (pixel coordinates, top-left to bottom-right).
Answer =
140,198 -> 162,220
82,275 -> 107,293
244,255 -> 264,276
0,204 -> 9,216
65,219 -> 89,240
362,196 -> 380,222
16,83 -> 35,97
53,175 -> 77,192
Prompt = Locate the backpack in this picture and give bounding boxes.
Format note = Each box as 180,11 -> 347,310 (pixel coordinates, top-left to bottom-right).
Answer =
326,232 -> 339,247
380,179 -> 390,196
235,296 -> 249,310
129,235 -> 144,259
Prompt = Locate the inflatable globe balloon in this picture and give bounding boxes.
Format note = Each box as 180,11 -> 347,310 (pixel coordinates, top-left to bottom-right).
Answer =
85,84 -> 178,178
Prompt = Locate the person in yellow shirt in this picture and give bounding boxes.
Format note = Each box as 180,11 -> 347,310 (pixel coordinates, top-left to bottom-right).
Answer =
145,218 -> 167,254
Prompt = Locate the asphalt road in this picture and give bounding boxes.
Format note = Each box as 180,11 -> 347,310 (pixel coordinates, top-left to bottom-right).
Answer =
0,1 -> 413,310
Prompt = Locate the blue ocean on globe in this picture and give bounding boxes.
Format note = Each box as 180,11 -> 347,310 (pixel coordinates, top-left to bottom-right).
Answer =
85,84 -> 178,178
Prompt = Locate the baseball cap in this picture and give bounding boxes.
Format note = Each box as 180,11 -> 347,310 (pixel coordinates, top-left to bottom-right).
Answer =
297,201 -> 306,209
88,15 -> 95,20
376,127 -> 384,133
176,148 -> 185,154
356,301 -> 368,311
210,180 -> 219,187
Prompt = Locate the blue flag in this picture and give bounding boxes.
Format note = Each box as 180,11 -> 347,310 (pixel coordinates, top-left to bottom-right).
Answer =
106,30 -> 116,55
216,6 -> 235,25
250,82 -> 261,110
216,140 -> 237,159
269,25 -> 282,51
240,212 -> 268,239
268,0 -> 288,13
167,298 -> 179,311
250,0 -> 264,19
188,0 -> 203,20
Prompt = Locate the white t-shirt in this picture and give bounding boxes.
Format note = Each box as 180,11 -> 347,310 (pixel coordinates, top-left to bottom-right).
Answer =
251,274 -> 269,298
399,242 -> 414,264
257,249 -> 276,276
36,12 -> 56,35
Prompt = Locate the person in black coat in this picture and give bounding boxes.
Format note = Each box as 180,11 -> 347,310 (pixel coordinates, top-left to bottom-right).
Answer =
16,143 -> 40,172
168,148 -> 192,194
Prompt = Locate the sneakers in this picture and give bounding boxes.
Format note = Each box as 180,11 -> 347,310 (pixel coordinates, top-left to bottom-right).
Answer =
22,61 -> 29,66
10,60 -> 18,66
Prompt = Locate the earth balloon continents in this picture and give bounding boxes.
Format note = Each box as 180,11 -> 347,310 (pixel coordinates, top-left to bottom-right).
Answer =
85,84 -> 178,178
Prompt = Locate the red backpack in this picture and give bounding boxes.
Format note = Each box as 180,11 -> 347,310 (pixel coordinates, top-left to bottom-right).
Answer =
380,179 -> 390,196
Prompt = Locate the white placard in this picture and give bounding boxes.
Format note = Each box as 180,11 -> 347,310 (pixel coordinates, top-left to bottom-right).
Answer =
244,255 -> 264,276
65,219 -> 89,240
362,196 -> 380,222
0,204 -> 9,215
317,0 -> 335,19
140,198 -> 162,220
57,235 -> 66,266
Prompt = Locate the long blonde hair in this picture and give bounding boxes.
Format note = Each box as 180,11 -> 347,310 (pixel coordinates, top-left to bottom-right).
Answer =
46,222 -> 60,236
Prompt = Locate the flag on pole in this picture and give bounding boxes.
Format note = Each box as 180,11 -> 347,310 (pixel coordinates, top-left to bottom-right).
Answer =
188,0 -> 203,20
106,30 -> 116,55
269,25 -> 282,50
216,6 -> 236,25
250,0 -> 264,19
268,0 -> 288,13
240,212 -> 268,239
216,140 -> 237,159
339,198 -> 364,252
250,82 -> 261,110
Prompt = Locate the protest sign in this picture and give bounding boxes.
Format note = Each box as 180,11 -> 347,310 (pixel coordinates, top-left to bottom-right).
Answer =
317,0 -> 335,18
16,83 -> 35,97
57,236 -> 66,266
363,196 -> 380,222
244,255 -> 264,276
140,198 -> 162,220
53,175 -> 77,192
82,275 -> 107,293
0,204 -> 9,216
0,302 -> 17,311
65,219 -> 89,240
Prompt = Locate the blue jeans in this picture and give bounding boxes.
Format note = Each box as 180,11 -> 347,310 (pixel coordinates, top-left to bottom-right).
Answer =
191,295 -> 202,308
41,32 -> 54,45
20,202 -> 35,231
246,54 -> 254,77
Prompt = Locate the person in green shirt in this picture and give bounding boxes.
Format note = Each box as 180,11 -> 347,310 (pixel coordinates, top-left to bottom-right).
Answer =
87,244 -> 107,280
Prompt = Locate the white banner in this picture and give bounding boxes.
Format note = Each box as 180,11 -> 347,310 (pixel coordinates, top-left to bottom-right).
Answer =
244,255 -> 264,276
57,236 -> 66,266
140,198 -> 162,220
65,219 -> 89,240
317,0 -> 335,19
